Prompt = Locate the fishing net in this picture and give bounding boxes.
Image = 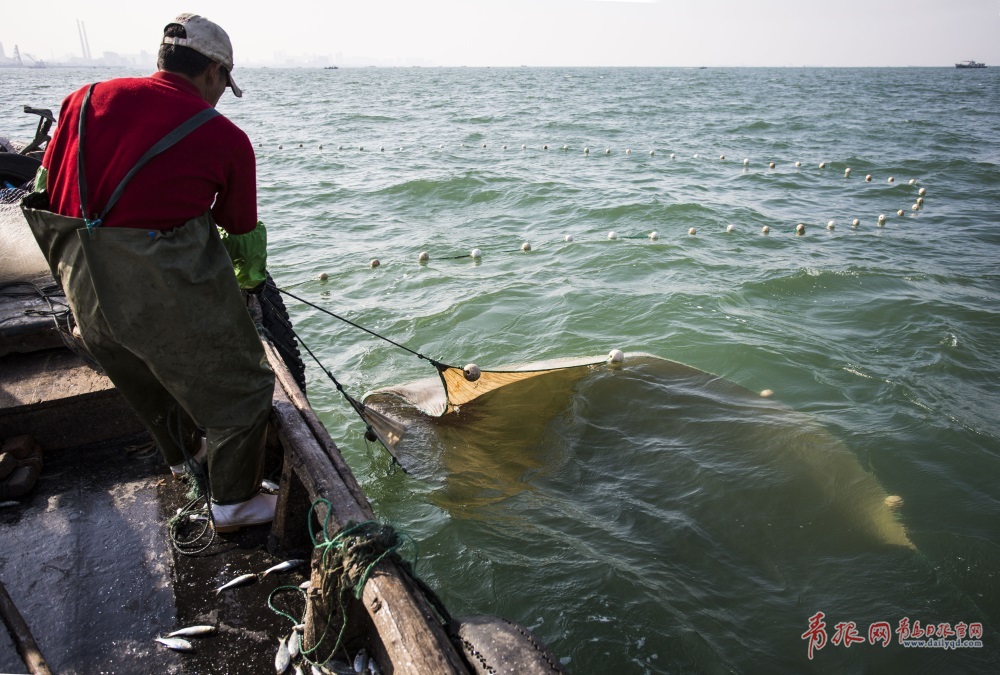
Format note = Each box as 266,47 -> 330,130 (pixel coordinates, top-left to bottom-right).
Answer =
360,355 -> 620,461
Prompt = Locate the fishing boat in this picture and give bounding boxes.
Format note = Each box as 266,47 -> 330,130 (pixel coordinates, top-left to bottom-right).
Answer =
955,60 -> 986,68
1,110 -> 566,674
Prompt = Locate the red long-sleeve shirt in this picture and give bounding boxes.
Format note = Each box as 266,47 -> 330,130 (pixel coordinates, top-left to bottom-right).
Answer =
43,71 -> 257,234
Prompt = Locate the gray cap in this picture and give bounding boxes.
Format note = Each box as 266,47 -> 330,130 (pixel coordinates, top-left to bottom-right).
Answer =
162,13 -> 242,97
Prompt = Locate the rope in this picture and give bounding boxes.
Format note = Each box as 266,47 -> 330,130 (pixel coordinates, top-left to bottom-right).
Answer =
258,292 -> 400,465
277,288 -> 446,367
266,498 -> 450,670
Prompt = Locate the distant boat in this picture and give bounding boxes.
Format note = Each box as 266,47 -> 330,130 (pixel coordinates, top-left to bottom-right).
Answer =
324,65 -> 339,70
955,60 -> 986,69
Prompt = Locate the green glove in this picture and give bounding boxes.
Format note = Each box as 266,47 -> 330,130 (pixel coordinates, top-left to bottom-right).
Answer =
33,166 -> 48,192
219,221 -> 268,290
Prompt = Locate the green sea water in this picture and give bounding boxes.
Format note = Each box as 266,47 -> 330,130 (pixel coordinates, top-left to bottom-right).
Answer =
3,66 -> 999,673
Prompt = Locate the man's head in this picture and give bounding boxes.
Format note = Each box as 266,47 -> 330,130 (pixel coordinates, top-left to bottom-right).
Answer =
158,14 -> 242,99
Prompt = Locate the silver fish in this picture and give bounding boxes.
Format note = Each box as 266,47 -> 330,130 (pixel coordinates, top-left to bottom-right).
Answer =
299,580 -> 312,590
0,501 -> 19,509
294,666 -> 305,675
368,659 -> 381,675
155,636 -> 194,652
353,650 -> 369,673
262,559 -> 306,577
288,630 -> 301,659
262,478 -> 280,492
275,636 -> 291,673
165,624 -> 216,638
215,572 -> 257,594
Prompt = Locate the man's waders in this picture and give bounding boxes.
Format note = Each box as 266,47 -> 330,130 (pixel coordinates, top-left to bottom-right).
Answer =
20,83 -> 273,505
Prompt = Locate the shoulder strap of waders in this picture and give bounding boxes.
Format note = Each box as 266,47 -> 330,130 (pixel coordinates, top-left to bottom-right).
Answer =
77,82 -> 221,230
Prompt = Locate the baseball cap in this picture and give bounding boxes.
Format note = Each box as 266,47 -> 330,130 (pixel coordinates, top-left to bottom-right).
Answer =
162,13 -> 243,97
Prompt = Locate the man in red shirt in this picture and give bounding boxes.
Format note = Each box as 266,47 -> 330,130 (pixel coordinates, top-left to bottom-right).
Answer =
22,14 -> 276,532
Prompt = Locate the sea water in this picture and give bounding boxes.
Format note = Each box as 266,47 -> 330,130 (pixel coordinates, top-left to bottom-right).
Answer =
2,66 -> 999,673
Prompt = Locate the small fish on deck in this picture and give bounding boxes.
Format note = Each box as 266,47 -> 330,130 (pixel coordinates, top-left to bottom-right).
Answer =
275,635 -> 291,673
288,630 -> 301,659
262,478 -> 280,492
155,636 -> 194,652
215,572 -> 257,594
262,559 -> 306,577
164,624 -> 217,638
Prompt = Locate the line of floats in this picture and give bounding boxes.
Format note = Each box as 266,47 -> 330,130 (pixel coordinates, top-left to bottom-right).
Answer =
257,141 -> 930,271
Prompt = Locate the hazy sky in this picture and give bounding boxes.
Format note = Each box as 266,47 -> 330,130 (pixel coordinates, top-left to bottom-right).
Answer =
4,0 -> 1000,67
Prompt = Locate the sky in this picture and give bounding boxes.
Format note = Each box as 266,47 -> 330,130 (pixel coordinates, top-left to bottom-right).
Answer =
3,0 -> 1000,68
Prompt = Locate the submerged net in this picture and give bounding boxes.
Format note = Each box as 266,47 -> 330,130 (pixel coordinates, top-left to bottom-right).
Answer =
359,354 -> 619,460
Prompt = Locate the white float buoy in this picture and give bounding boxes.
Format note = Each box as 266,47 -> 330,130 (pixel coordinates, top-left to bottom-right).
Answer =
649,150 -> 655,156
918,187 -> 926,196
319,144 -> 323,149
743,158 -> 750,166
521,242 -> 531,252
917,197 -> 924,205
761,225 -> 770,234
471,248 -> 482,259
897,209 -> 905,216
852,218 -> 860,227
318,272 -> 328,281
463,364 -> 481,382
796,223 -> 805,235
562,145 -> 568,150
584,147 -> 590,155
521,144 -> 526,150
605,148 -> 611,155
607,231 -> 617,240
819,162 -> 826,169
278,144 -> 283,149
688,227 -> 697,235
693,154 -> 699,159
719,154 -> 725,160
543,144 -> 548,150
626,149 -> 632,155
888,176 -> 894,183
845,167 -> 851,177
760,389 -> 774,398
502,144 -> 507,150
380,146 -> 384,152
884,495 -> 904,509
649,231 -> 658,240
865,174 -> 872,182
418,251 -> 429,262
726,224 -> 735,233
878,214 -> 886,226
912,204 -> 920,211
908,178 -> 915,185
370,259 -> 380,268
359,146 -> 364,151
338,145 -> 343,150
769,162 -> 775,169
608,349 -> 625,365
482,143 -> 487,148
794,161 -> 802,167
670,153 -> 676,159
564,234 -> 574,242
827,220 -> 835,230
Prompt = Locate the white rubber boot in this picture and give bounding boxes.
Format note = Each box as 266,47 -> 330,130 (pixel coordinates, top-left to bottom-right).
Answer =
212,492 -> 278,533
